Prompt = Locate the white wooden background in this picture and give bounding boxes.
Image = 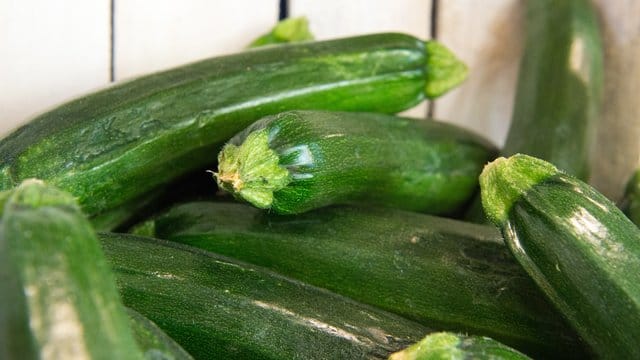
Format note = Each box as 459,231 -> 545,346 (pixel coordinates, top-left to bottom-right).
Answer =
1,0 -> 638,200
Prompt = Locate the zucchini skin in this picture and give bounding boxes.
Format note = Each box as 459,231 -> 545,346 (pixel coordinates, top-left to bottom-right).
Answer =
99,232 -> 431,360
0,33 -> 462,229
126,308 -> 193,360
389,332 -> 531,360
481,155 -> 640,359
0,180 -> 143,360
142,201 -> 585,358
216,110 -> 497,215
502,0 -> 603,180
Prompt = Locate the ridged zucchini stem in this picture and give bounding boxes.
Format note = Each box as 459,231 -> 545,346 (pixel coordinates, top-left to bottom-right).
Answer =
389,332 -> 463,360
424,41 -> 468,99
215,129 -> 290,209
389,332 -> 532,360
480,154 -> 558,225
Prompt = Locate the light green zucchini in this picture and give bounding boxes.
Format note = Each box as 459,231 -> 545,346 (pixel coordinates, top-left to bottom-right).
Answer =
0,180 -> 143,359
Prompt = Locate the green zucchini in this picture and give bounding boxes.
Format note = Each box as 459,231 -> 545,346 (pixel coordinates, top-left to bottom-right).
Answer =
502,0 -> 603,179
126,308 -> 193,360
99,232 -> 431,359
389,332 -> 531,360
0,33 -> 466,230
480,154 -> 640,359
621,168 -> 640,226
0,180 -> 143,360
249,16 -> 314,48
139,201 -> 585,358
215,110 -> 496,215
466,0 -> 603,223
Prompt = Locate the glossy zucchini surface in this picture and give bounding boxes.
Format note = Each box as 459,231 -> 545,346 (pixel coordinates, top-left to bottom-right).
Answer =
140,201 -> 585,358
0,33 -> 465,230
100,232 -> 431,359
216,110 -> 496,215
481,154 -> 640,359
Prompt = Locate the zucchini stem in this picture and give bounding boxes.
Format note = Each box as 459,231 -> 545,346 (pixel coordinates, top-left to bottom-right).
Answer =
214,129 -> 290,209
424,41 -> 468,99
480,154 -> 558,225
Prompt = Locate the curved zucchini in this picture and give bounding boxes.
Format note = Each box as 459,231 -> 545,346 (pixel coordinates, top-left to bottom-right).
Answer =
0,180 -> 142,360
0,33 -> 466,230
139,201 -> 585,358
99,232 -> 431,359
126,308 -> 193,360
480,154 -> 640,359
389,332 -> 531,360
502,0 -> 603,179
215,110 -> 496,215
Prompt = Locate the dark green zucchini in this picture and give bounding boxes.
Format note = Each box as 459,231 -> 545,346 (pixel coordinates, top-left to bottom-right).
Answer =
0,180 -> 143,360
622,169 -> 640,226
0,33 -> 466,230
99,232 -> 431,359
215,110 -> 496,215
480,154 -> 640,359
503,0 -> 603,179
126,308 -> 193,360
389,332 -> 531,360
466,0 -> 603,223
138,201 -> 585,358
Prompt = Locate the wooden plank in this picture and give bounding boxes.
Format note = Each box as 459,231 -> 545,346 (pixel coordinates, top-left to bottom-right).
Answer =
289,0 -> 431,118
433,0 -> 522,147
0,0 -> 111,137
590,0 -> 640,201
114,0 -> 279,80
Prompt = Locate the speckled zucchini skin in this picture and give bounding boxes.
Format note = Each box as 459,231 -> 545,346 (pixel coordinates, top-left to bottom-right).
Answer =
100,232 -> 431,360
139,201 -> 586,358
218,110 -> 496,215
481,155 -> 640,359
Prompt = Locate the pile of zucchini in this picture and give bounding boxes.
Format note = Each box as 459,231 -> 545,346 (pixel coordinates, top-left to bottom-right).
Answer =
3,1 -> 639,359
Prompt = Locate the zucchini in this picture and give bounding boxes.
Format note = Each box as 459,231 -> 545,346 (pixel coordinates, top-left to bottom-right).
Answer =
139,201 -> 585,358
126,308 -> 193,360
466,0 -> 603,223
480,154 -> 640,359
502,0 -> 603,179
621,168 -> 640,226
215,110 -> 496,214
99,232 -> 431,359
0,180 -> 142,360
0,33 -> 466,230
389,332 -> 531,360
